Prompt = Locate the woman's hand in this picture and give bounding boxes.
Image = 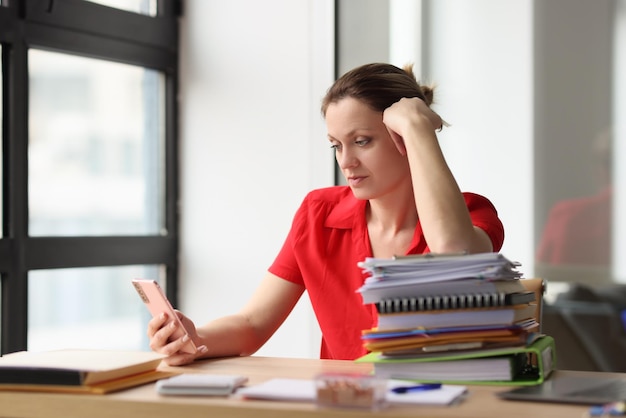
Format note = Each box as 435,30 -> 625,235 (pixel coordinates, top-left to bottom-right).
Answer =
382,97 -> 443,155
147,311 -> 208,366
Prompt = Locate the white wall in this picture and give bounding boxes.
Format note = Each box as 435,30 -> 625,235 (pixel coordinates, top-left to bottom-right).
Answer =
178,0 -> 334,358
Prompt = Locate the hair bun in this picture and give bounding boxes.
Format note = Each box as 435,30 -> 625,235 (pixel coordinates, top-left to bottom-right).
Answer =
402,63 -> 435,106
419,85 -> 435,106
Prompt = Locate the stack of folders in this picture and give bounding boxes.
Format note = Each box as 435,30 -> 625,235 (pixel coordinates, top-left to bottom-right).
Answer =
355,252 -> 556,386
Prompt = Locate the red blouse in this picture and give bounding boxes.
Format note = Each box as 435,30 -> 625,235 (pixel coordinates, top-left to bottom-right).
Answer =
269,186 -> 504,360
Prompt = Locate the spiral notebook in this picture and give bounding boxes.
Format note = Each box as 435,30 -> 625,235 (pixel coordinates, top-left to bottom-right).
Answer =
376,291 -> 536,313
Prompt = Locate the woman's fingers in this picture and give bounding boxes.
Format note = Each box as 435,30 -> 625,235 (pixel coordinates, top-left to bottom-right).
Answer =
384,97 -> 443,132
147,312 -> 168,338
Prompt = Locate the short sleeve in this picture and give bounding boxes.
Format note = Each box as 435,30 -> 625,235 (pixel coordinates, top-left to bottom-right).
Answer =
267,198 -> 309,286
464,192 -> 505,251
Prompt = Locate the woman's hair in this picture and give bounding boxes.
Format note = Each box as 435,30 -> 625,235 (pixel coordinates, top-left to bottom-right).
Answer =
321,63 -> 435,116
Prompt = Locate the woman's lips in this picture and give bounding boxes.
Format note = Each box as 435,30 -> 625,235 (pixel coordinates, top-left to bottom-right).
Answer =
348,176 -> 366,187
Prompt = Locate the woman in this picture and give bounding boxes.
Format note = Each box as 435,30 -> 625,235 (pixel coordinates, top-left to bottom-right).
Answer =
148,63 -> 504,365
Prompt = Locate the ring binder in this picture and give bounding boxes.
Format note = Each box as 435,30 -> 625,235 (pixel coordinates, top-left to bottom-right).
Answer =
356,335 -> 556,386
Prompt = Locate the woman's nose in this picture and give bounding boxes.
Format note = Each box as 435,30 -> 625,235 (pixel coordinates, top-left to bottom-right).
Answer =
337,149 -> 358,170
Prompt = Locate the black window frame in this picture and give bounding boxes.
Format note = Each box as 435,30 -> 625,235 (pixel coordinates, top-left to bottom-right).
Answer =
0,0 -> 181,354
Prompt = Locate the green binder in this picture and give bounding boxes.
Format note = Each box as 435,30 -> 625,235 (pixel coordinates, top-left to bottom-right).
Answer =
355,335 -> 556,386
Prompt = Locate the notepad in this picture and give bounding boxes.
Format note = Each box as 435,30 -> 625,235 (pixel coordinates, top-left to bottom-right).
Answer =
235,378 -> 467,406
156,374 -> 248,396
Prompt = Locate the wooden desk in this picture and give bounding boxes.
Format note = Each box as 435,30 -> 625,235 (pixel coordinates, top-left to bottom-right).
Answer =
0,356 -> 616,418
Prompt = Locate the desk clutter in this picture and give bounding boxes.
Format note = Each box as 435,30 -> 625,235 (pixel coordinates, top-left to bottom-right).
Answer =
355,252 -> 556,385
234,374 -> 468,408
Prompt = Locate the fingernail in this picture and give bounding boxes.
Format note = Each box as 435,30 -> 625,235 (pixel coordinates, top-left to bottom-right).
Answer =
182,334 -> 189,342
198,345 -> 208,353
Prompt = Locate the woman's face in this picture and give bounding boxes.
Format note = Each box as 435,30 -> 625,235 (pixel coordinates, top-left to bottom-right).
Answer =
325,97 -> 410,200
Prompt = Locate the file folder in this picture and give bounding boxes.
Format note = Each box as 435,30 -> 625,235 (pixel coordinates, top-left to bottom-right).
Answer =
355,335 -> 556,386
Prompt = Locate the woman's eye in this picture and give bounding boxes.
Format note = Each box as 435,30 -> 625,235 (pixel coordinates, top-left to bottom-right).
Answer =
330,143 -> 341,151
355,138 -> 371,147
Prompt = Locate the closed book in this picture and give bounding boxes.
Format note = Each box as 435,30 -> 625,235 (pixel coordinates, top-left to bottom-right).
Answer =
0,349 -> 169,393
376,303 -> 537,331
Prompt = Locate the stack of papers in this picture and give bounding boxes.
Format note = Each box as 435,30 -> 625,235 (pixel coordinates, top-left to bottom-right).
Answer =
354,253 -> 551,384
358,252 -> 522,287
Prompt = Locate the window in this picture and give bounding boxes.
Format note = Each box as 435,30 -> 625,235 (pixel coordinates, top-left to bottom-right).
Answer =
84,0 -> 157,16
28,50 -> 165,237
0,0 -> 180,354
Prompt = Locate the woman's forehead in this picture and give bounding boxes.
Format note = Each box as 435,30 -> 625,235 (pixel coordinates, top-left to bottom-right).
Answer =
326,98 -> 382,136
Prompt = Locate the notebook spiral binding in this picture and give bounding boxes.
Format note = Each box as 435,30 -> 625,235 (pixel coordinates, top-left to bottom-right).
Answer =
375,291 -> 535,314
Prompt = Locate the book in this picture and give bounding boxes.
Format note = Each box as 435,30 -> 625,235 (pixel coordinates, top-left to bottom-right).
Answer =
0,349 -> 172,394
376,290 -> 536,313
356,335 -> 556,386
375,303 -> 537,331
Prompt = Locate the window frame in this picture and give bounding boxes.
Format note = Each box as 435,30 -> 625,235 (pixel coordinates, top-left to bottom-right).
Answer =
0,0 -> 181,354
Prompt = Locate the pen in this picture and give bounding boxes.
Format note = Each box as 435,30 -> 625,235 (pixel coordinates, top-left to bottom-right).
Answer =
587,401 -> 625,417
390,383 -> 442,394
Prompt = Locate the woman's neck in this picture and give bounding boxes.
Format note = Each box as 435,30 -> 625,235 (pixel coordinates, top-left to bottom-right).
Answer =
366,187 -> 418,258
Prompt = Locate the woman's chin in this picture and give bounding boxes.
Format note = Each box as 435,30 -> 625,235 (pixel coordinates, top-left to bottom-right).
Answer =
349,188 -> 373,200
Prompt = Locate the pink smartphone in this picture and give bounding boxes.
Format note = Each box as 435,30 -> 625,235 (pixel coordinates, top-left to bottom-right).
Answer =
132,279 -> 197,354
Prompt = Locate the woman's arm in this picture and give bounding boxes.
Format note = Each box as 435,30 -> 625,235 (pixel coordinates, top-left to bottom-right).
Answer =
148,272 -> 305,366
382,97 -> 493,254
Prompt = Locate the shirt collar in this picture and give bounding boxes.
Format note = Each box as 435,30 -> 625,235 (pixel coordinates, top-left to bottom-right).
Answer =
323,188 -> 426,254
325,192 -> 367,229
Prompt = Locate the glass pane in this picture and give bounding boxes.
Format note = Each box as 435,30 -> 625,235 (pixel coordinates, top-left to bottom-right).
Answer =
83,0 -> 157,16
28,49 -> 165,237
28,265 -> 163,351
